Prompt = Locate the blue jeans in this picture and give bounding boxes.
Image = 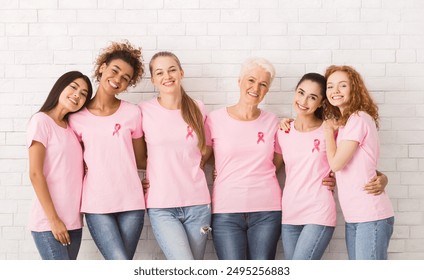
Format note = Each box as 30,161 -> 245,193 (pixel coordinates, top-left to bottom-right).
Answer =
85,210 -> 145,260
345,216 -> 394,260
212,211 -> 281,260
148,204 -> 211,260
31,229 -> 82,260
281,224 -> 335,260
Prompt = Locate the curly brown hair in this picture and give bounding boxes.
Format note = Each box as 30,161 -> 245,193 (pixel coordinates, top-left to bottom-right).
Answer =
93,40 -> 144,87
323,65 -> 379,129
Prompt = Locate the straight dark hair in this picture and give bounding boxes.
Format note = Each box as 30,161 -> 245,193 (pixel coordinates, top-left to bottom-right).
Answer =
39,71 -> 93,120
296,72 -> 327,120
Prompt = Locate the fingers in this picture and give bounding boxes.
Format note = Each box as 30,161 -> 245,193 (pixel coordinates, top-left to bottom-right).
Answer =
53,230 -> 71,246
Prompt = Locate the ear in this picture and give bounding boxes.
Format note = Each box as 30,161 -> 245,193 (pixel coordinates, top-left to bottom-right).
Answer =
99,63 -> 107,74
180,69 -> 184,79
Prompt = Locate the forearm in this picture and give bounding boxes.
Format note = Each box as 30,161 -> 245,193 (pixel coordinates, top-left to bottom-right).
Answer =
30,174 -> 60,222
324,129 -> 338,171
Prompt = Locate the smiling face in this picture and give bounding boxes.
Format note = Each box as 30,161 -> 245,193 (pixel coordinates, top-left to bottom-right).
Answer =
238,66 -> 271,106
293,79 -> 324,117
99,58 -> 134,95
150,55 -> 184,95
58,78 -> 89,113
326,70 -> 351,113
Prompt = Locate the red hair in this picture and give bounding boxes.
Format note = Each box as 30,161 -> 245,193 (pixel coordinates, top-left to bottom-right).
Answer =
323,65 -> 379,128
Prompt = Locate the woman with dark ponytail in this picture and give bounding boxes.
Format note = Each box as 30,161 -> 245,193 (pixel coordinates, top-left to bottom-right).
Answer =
138,51 -> 212,260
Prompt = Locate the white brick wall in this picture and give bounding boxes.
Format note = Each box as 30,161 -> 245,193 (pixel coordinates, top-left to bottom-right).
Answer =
1,0 -> 423,260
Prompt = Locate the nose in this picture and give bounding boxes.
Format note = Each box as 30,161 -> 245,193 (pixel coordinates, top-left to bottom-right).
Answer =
299,94 -> 307,105
253,82 -> 260,92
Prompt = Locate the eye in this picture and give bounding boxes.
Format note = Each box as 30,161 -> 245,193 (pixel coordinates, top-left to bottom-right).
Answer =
81,91 -> 88,98
112,69 -> 118,73
327,85 -> 333,89
260,83 -> 268,88
70,85 -> 77,90
156,72 -> 163,76
311,96 -> 317,101
123,76 -> 130,83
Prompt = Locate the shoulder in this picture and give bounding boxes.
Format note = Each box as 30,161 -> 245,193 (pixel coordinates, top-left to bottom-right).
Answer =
29,112 -> 47,124
260,110 -> 279,125
138,98 -> 156,110
207,107 -> 225,120
347,111 -> 374,126
28,112 -> 49,130
120,100 -> 142,114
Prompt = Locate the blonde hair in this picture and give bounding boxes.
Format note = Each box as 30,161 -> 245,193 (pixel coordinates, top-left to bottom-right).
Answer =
149,51 -> 207,153
323,65 -> 379,128
94,40 -> 144,87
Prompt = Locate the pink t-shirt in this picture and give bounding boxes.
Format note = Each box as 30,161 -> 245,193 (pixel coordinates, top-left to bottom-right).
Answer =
26,112 -> 83,231
68,101 -> 146,213
336,111 -> 394,223
278,122 -> 336,227
207,108 -> 282,214
139,98 -> 211,208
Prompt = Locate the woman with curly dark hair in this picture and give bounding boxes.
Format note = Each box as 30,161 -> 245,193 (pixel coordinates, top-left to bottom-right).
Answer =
68,40 -> 146,259
323,65 -> 394,260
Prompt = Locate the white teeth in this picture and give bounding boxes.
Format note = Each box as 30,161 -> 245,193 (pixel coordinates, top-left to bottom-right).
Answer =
68,97 -> 78,105
248,92 -> 259,97
298,104 -> 308,110
108,80 -> 118,89
163,81 -> 174,86
332,95 -> 343,100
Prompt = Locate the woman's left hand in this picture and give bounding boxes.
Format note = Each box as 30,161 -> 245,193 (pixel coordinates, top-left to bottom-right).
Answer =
364,173 -> 388,195
322,171 -> 336,191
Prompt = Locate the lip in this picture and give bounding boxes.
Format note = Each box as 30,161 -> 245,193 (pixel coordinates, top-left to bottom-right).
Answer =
163,80 -> 175,86
247,92 -> 259,97
108,80 -> 119,89
68,97 -> 78,105
296,102 -> 308,110
331,95 -> 343,100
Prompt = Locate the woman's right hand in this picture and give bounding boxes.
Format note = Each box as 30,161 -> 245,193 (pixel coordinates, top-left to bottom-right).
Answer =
279,118 -> 294,133
50,218 -> 70,246
142,178 -> 150,194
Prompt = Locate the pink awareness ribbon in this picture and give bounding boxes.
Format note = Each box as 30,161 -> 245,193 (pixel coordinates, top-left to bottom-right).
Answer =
186,126 -> 194,139
312,139 -> 320,152
113,123 -> 121,136
257,132 -> 265,144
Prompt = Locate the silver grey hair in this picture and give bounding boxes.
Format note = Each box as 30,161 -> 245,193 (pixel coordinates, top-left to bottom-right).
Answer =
239,57 -> 276,84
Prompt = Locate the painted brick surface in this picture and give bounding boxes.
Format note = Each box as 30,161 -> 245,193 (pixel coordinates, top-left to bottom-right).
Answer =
0,0 -> 423,260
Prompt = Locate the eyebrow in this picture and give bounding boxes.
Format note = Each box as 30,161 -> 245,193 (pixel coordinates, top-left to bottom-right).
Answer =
298,87 -> 318,97
112,65 -> 132,79
154,65 -> 177,73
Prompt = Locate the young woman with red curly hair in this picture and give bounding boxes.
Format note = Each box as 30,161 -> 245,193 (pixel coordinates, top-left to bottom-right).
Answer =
323,65 -> 394,260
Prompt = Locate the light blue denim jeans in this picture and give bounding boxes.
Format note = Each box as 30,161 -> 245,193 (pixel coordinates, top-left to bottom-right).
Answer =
31,229 -> 82,260
281,224 -> 335,260
147,204 -> 211,260
212,211 -> 281,260
85,210 -> 145,260
345,216 -> 394,260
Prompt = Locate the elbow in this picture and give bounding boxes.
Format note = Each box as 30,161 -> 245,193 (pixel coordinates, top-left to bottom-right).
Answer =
29,170 -> 43,184
328,161 -> 343,173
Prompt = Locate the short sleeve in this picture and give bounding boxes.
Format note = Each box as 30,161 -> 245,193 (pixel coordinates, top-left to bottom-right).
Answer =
132,104 -> 144,139
26,113 -> 49,149
339,113 -> 367,145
